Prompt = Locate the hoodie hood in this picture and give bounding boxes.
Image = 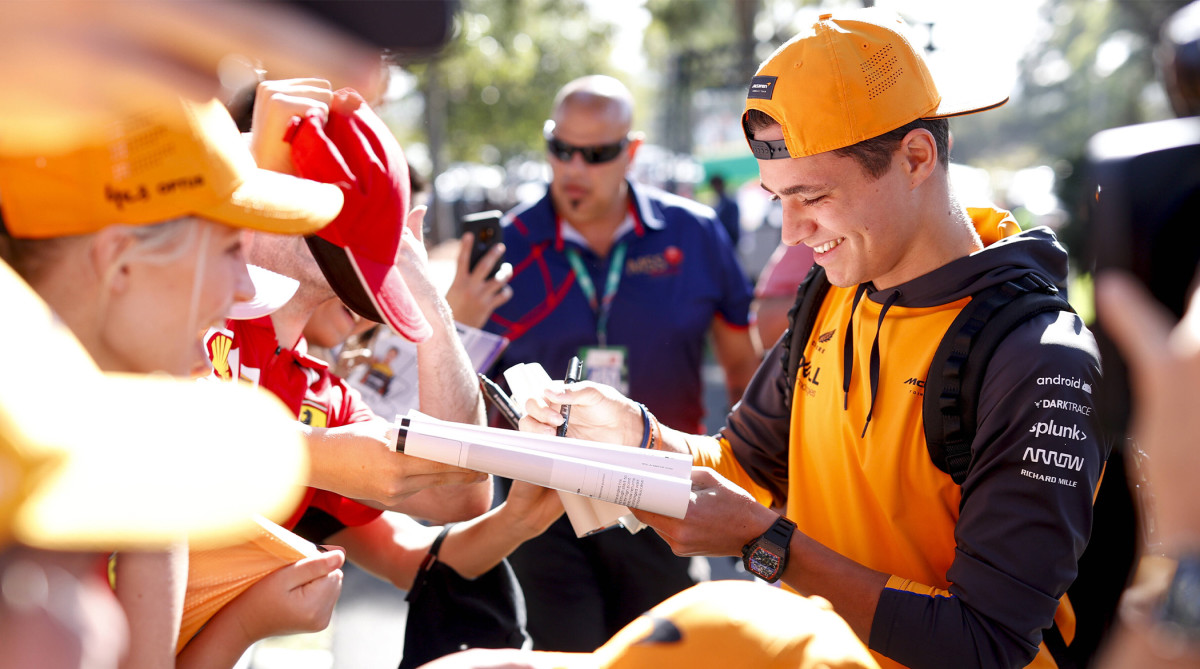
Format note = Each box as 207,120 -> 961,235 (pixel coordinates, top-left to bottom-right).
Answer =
844,206 -> 1071,437
864,207 -> 1070,308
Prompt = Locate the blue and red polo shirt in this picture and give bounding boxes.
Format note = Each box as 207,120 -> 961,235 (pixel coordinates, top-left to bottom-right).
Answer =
485,181 -> 753,433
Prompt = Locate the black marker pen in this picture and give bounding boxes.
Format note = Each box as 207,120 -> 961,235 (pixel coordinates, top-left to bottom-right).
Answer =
557,356 -> 582,437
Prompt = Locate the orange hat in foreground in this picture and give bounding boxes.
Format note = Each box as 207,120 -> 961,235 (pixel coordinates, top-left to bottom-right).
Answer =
537,580 -> 880,669
0,259 -> 310,551
0,96 -> 343,239
743,8 -> 1009,160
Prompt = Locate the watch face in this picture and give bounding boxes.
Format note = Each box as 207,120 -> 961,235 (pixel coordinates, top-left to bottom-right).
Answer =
748,546 -> 781,580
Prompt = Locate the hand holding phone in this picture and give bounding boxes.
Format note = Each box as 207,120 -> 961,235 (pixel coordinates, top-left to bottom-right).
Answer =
445,209 -> 513,329
462,210 -> 504,279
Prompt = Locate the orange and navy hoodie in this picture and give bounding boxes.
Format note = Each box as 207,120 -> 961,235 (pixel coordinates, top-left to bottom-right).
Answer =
695,208 -> 1104,669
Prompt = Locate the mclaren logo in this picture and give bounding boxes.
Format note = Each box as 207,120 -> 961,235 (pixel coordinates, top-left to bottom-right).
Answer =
904,378 -> 925,388
818,329 -> 835,343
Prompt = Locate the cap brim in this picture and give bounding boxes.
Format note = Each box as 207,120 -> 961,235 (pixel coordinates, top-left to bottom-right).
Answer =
1,260 -> 309,551
202,167 -> 344,236
929,92 -> 1010,119
926,62 -> 1011,119
306,236 -> 432,343
228,264 -> 300,320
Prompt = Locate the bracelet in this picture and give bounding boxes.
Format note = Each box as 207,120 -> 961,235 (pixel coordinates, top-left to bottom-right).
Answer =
648,411 -> 660,451
636,402 -> 652,449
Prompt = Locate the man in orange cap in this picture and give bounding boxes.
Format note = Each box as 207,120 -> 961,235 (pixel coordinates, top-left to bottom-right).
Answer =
520,8 -> 1104,669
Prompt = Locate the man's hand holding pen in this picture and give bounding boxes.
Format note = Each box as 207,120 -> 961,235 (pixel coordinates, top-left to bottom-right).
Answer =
518,379 -> 647,448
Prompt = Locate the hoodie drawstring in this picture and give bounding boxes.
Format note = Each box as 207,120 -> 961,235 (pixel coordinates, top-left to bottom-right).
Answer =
862,289 -> 901,438
842,284 -> 869,410
841,284 -> 901,438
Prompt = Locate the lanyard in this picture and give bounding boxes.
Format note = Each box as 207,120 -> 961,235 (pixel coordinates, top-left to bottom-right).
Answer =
564,241 -> 627,348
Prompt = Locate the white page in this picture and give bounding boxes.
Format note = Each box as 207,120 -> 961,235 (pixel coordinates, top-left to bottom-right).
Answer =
400,411 -> 691,519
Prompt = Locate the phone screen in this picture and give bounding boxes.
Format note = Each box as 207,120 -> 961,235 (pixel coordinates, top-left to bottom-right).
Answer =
462,210 -> 503,279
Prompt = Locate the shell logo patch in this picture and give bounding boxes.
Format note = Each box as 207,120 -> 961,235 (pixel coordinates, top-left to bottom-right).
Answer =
208,333 -> 234,381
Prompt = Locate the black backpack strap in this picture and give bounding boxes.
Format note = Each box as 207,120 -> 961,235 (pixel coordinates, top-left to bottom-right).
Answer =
923,274 -> 1074,484
781,264 -> 831,402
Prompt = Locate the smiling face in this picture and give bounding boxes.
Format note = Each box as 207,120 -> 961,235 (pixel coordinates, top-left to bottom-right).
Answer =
755,123 -> 933,290
103,218 -> 254,376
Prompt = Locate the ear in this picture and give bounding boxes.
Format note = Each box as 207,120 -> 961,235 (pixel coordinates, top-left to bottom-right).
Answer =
88,226 -> 137,294
898,128 -> 938,188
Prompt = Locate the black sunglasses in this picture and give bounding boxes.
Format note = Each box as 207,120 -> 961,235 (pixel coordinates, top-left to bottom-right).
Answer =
543,121 -> 630,164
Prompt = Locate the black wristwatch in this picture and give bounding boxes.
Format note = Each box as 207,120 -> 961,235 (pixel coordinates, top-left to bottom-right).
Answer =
741,516 -> 797,583
1158,553 -> 1200,645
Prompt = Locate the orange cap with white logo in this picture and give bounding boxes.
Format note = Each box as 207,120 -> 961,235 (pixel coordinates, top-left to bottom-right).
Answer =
743,8 -> 1009,160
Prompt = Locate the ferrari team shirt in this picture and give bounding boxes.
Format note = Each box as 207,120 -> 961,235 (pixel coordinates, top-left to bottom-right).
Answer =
205,316 -> 382,530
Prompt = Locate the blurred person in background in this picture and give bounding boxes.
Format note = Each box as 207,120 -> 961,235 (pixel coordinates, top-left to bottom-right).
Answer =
751,240 -> 815,347
1091,3 -> 1200,663
482,74 -> 761,652
1093,274 -> 1200,668
708,173 -> 742,251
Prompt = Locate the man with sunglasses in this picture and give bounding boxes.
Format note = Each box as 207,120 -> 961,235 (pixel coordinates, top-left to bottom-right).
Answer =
483,75 -> 761,652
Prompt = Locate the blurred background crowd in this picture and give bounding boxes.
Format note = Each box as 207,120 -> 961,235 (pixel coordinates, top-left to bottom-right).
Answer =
347,0 -> 1188,304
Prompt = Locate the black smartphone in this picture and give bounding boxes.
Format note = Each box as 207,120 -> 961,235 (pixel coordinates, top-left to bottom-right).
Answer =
1084,116 -> 1200,438
461,210 -> 503,279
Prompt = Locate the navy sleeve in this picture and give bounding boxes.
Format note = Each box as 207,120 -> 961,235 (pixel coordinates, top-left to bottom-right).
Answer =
871,311 -> 1107,669
718,335 -> 793,506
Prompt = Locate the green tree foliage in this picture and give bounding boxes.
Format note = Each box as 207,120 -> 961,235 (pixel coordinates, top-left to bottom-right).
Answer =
953,0 -> 1192,268
953,0 -> 1189,171
403,0 -> 617,165
642,0 -> 761,154
643,0 -> 758,70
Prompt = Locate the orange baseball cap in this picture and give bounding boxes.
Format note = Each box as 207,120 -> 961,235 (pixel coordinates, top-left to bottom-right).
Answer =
0,96 -> 343,239
743,8 -> 1009,160
536,580 -> 880,669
